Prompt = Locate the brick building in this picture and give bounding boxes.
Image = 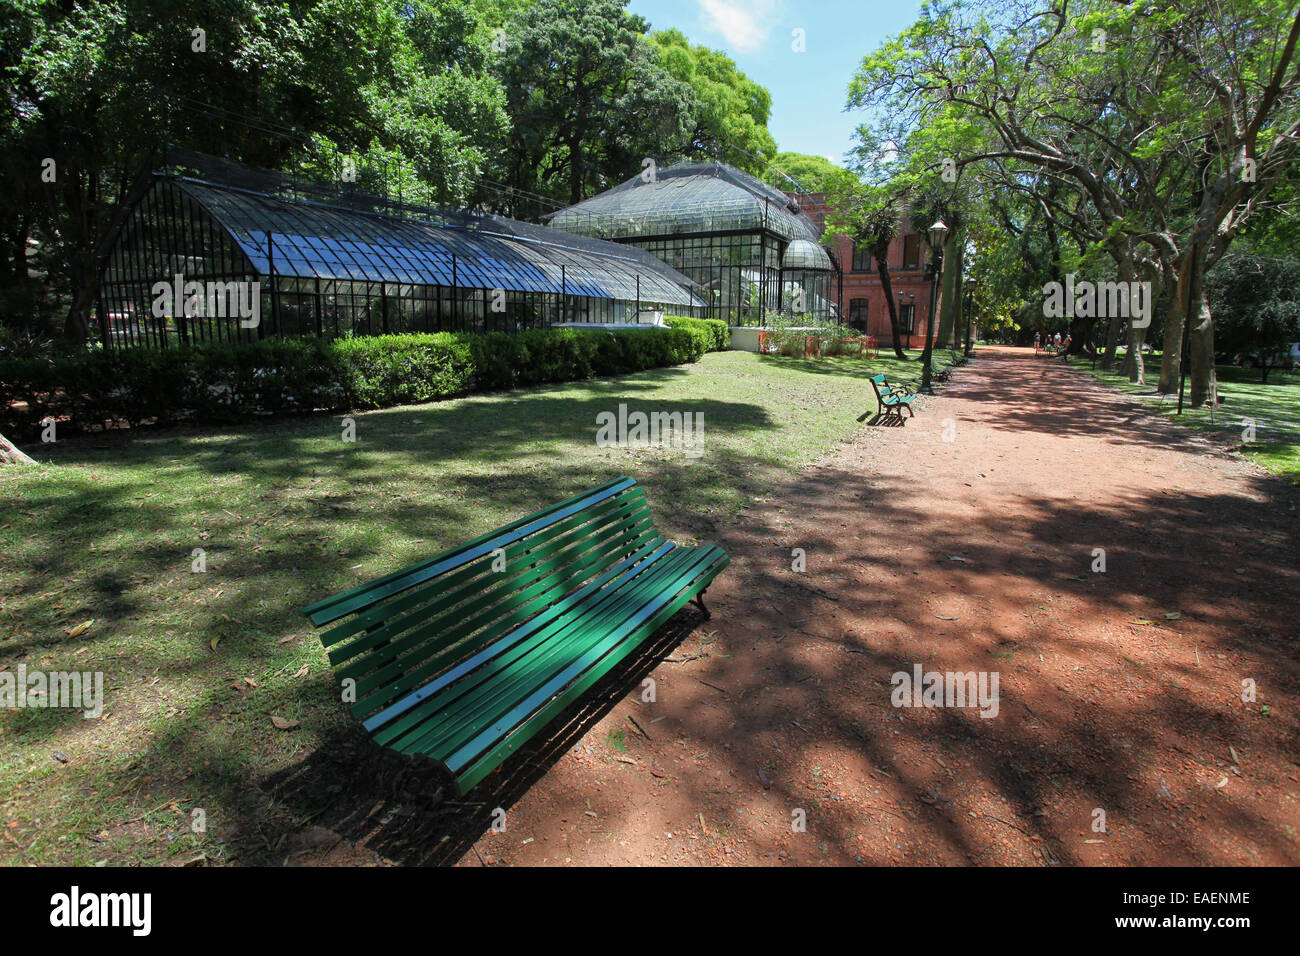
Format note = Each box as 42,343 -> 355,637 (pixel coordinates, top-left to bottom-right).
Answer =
792,192 -> 938,348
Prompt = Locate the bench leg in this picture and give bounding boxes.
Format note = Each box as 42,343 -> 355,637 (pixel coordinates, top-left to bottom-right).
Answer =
692,591 -> 711,619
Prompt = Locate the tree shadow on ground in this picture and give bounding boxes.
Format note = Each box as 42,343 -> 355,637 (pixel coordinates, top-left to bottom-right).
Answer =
257,611 -> 704,866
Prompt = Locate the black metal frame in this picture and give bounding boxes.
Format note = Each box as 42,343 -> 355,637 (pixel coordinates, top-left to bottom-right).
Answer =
870,375 -> 916,423
98,172 -> 708,350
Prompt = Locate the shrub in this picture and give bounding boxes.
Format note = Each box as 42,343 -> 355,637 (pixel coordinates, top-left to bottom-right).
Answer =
0,325 -> 709,439
665,316 -> 730,352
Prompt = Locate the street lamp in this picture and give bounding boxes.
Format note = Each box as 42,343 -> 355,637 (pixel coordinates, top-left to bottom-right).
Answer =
963,277 -> 976,357
920,219 -> 948,394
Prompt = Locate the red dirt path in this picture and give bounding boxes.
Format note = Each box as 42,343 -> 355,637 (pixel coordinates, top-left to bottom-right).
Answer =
301,346 -> 1300,866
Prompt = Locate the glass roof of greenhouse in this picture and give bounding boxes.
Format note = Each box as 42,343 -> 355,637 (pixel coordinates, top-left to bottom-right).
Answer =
162,176 -> 707,307
782,238 -> 833,272
546,161 -> 828,247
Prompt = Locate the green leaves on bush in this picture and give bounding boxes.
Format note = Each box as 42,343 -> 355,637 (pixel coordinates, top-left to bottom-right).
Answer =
0,326 -> 711,438
664,316 -> 731,352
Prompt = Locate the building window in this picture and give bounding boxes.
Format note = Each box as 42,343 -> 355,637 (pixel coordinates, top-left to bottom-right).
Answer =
849,297 -> 868,330
902,234 -> 920,270
899,303 -> 915,332
852,246 -> 871,272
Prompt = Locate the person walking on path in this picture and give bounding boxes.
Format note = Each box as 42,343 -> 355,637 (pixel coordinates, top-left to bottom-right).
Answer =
1034,331 -> 1042,355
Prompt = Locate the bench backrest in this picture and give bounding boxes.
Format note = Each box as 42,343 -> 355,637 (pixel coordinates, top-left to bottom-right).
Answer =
300,476 -> 664,722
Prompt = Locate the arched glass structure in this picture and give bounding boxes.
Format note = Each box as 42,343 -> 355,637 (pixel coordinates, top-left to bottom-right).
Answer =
97,156 -> 706,350
548,161 -> 838,325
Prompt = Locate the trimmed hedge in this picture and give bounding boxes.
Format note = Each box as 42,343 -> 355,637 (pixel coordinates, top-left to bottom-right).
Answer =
665,316 -> 730,352
0,326 -> 706,438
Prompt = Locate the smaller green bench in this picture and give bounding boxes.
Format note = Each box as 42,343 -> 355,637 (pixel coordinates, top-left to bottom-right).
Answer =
300,477 -> 728,796
869,373 -> 916,423
932,350 -> 966,383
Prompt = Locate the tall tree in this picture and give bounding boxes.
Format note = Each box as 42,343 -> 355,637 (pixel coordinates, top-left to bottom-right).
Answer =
3,0 -> 508,343
825,182 -> 912,360
494,0 -> 693,205
846,0 -> 1300,406
652,30 -> 777,175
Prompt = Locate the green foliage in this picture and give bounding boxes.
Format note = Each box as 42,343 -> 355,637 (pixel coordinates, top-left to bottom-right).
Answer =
0,327 -> 706,438
1206,255 -> 1300,378
651,30 -> 776,174
493,0 -> 693,206
770,152 -> 855,194
664,316 -> 730,352
2,0 -> 509,339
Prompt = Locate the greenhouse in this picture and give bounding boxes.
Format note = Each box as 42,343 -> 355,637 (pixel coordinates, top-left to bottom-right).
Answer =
97,152 -> 707,350
547,161 -> 837,325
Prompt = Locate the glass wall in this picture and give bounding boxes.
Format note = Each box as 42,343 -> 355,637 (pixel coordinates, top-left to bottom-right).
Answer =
98,178 -> 705,349
630,232 -> 797,325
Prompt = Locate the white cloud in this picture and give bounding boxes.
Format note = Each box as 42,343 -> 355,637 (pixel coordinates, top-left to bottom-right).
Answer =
698,0 -> 782,54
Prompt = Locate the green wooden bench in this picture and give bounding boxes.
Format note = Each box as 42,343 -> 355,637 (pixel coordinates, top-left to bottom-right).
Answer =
300,477 -> 728,796
869,373 -> 916,422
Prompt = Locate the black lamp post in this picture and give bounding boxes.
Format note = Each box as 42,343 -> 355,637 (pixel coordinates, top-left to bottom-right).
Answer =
920,219 -> 948,394
963,277 -> 976,357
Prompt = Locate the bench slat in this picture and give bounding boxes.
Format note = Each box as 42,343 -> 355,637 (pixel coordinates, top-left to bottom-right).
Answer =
326,496 -> 654,673
449,545 -> 729,791
320,489 -> 652,650
365,535 -> 678,745
302,476 -> 637,625
349,521 -> 664,712
398,544 -> 702,759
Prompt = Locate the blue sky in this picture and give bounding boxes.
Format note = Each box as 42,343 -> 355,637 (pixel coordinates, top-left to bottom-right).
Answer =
627,0 -> 922,165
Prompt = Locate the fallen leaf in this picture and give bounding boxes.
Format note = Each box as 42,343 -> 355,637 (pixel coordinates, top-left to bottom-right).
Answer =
1164,612 -> 1181,620
270,716 -> 300,730
936,615 -> 959,621
65,620 -> 94,637
293,664 -> 310,679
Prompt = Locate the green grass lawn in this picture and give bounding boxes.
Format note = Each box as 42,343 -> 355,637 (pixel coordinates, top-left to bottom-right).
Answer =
1078,351 -> 1300,482
0,347 -> 928,865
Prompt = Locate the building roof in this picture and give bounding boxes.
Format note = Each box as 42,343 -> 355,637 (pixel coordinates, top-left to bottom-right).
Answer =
142,174 -> 707,308
782,238 -> 833,271
546,161 -> 828,248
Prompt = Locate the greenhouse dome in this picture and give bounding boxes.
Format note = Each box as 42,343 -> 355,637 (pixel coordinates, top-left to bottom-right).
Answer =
547,161 -> 839,326
781,238 -> 833,272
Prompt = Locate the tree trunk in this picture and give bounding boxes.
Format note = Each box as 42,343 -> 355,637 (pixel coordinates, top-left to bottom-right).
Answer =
1068,316 -> 1092,356
1189,282 -> 1215,407
1157,273 -> 1185,394
1158,242 -> 1215,405
872,237 -> 907,359
934,232 -> 961,351
1102,257 -> 1137,369
0,432 -> 35,466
